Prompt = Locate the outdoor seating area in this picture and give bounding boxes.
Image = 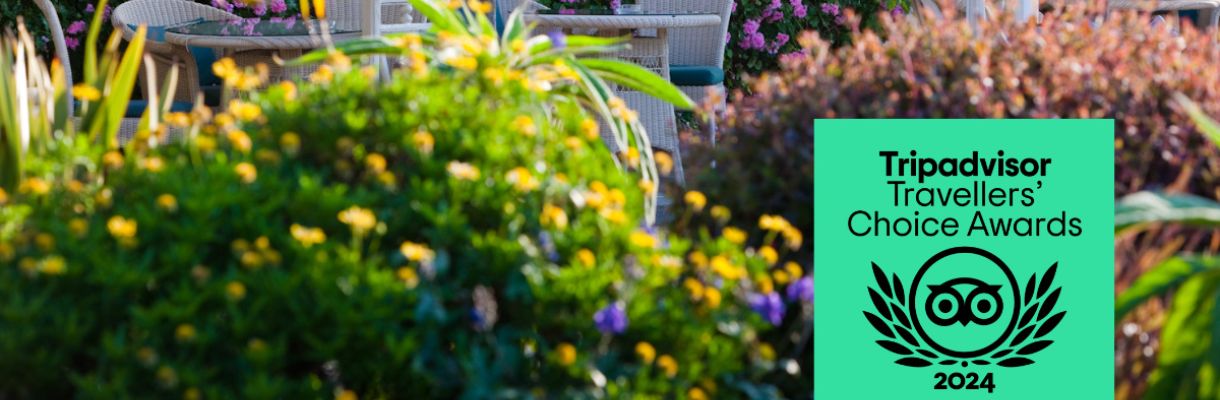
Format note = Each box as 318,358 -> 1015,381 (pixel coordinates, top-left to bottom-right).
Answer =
6,0 -> 1220,397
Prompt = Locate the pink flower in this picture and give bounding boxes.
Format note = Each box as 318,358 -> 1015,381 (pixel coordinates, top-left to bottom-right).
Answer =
67,20 -> 87,35
65,36 -> 80,50
269,0 -> 288,14
85,3 -> 95,13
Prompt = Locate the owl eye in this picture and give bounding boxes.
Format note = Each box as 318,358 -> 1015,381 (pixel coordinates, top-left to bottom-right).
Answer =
966,286 -> 1003,325
926,289 -> 962,326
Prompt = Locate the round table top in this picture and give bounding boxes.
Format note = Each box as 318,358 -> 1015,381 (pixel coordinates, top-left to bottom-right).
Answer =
164,18 -> 361,50
522,13 -> 721,29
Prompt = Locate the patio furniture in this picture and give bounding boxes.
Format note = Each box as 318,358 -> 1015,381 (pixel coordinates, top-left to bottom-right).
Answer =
363,0 -> 431,79
112,0 -> 240,104
522,10 -> 722,184
1108,0 -> 1220,27
651,0 -> 732,147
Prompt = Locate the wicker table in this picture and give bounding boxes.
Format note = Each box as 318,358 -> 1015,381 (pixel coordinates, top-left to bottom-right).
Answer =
164,18 -> 362,92
523,11 -> 721,180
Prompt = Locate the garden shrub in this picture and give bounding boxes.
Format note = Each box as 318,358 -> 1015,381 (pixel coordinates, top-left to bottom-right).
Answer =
687,7 -> 1220,258
0,39 -> 811,400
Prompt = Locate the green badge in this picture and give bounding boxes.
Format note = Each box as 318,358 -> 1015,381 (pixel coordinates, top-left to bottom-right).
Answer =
814,120 -> 1114,398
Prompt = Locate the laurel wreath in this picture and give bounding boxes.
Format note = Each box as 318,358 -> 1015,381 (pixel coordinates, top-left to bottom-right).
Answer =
863,262 -> 1066,368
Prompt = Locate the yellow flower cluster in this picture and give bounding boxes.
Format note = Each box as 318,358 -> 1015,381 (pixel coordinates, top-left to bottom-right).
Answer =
400,241 -> 435,263
607,97 -> 639,123
505,167 -> 540,192
19,177 -> 50,195
576,181 -> 628,224
447,161 -> 481,180
683,277 -> 723,309
555,342 -> 577,366
576,248 -> 596,267
156,194 -> 178,213
541,204 -> 569,230
212,58 -> 268,91
19,255 -> 67,276
107,215 -> 138,248
412,131 -> 435,155
231,236 -> 282,269
234,162 -> 257,184
760,214 -> 803,250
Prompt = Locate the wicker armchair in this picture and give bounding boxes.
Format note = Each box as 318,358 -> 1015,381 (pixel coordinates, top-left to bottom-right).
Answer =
646,0 -> 732,146
112,0 -> 239,103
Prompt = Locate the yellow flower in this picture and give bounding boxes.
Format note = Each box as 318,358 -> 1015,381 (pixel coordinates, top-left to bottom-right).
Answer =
397,267 -> 420,288
0,188 -> 6,204
639,341 -> 658,363
184,387 -> 201,400
580,119 -> 599,140
564,137 -> 584,151
213,58 -> 238,80
290,224 -> 327,247
73,84 -> 101,101
234,162 -> 258,184
630,230 -> 657,249
107,216 -> 138,239
68,218 -> 89,238
625,147 -> 640,168
95,188 -> 113,208
226,130 -> 253,153
758,343 -> 776,361
553,59 -> 580,80
555,343 -> 577,366
445,55 -> 479,71
782,226 -> 803,250
703,288 -> 722,308
228,100 -> 262,122
505,167 -> 539,192
759,246 -> 779,265
310,64 -> 334,84
756,274 -> 774,294
688,251 -> 708,268
19,178 -> 50,195
175,324 -> 197,342
722,227 -> 746,245
576,248 -> 595,268
710,205 -> 731,223
512,115 -> 537,136
412,131 -> 435,155
0,243 -> 12,262
468,0 -> 492,13
226,281 -> 247,301
338,206 -> 377,234
772,269 -> 792,285
400,241 -> 435,263
684,191 -> 707,212
684,278 -> 705,300
607,97 -> 638,122
39,256 -> 66,275
365,153 -> 387,174
447,161 -> 481,180
688,388 -> 709,400
655,152 -> 674,175
759,214 -> 792,232
157,194 -> 178,213
541,204 -> 569,230
141,156 -> 165,173
638,179 -> 656,194
335,389 -> 357,400
711,255 -> 745,280
280,132 -> 301,155
785,261 -> 803,279
103,151 -> 125,169
35,233 -> 55,251
657,355 -> 678,377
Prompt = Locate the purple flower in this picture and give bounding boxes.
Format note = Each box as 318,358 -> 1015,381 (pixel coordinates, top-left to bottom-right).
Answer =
891,4 -> 905,17
787,276 -> 813,303
546,29 -> 566,49
610,0 -> 622,11
820,2 -> 840,15
65,36 -> 80,50
270,0 -> 288,14
67,21 -> 87,35
102,5 -> 112,19
791,0 -> 808,18
743,18 -> 760,34
85,3 -> 95,13
253,2 -> 268,16
593,302 -> 628,334
749,292 -> 786,325
212,0 -> 234,13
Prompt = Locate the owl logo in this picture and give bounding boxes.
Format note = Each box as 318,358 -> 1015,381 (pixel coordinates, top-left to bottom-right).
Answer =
862,247 -> 1066,368
924,277 -> 1004,327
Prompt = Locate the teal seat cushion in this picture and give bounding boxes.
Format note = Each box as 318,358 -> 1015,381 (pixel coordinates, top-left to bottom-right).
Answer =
124,100 -> 194,119
129,20 -> 221,86
670,65 -> 724,86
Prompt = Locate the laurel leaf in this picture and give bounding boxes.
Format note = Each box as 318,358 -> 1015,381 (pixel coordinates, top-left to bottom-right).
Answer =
1010,325 -> 1034,346
1017,340 -> 1053,355
873,263 -> 893,298
891,304 -> 912,329
972,360 -> 991,365
1038,263 -> 1058,298
937,359 -> 958,366
876,340 -> 914,355
1037,288 -> 1061,321
892,273 -> 906,306
990,349 -> 1012,358
863,311 -> 895,339
1018,304 -> 1038,328
1024,274 -> 1036,305
894,325 -> 920,347
869,289 -> 892,320
1035,311 -> 1066,339
897,357 -> 933,367
997,357 -> 1035,367
917,349 -> 939,359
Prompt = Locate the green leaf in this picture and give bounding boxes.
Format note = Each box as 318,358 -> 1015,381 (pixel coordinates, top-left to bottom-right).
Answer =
1116,256 -> 1220,320
1145,269 -> 1220,399
406,0 -> 463,32
579,58 -> 695,109
1177,92 -> 1220,150
1115,191 -> 1220,235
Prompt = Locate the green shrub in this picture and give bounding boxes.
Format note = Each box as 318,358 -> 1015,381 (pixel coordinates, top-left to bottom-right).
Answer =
0,5 -> 812,398
688,6 -> 1220,261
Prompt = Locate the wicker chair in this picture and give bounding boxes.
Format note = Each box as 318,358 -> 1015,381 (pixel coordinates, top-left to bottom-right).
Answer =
645,0 -> 732,147
112,0 -> 239,104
